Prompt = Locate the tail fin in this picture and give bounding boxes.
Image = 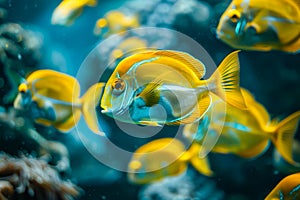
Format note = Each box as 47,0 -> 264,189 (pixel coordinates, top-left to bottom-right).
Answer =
208,50 -> 247,109
81,83 -> 106,136
271,111 -> 300,166
187,143 -> 213,176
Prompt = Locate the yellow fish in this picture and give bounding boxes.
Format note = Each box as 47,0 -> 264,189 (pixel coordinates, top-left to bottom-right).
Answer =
265,173 -> 300,200
93,10 -> 140,37
184,89 -> 300,175
216,0 -> 300,53
14,69 -> 104,134
100,50 -> 246,126
128,138 -> 213,184
51,0 -> 97,26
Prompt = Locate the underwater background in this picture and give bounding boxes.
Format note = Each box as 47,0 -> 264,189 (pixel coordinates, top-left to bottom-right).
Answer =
0,0 -> 300,199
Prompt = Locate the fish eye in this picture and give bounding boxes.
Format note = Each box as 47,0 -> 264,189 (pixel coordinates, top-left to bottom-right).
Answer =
129,160 -> 142,171
18,83 -> 28,93
228,9 -> 241,23
112,78 -> 126,94
96,18 -> 107,28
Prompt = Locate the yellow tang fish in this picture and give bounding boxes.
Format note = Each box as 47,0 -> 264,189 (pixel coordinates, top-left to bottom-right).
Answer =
128,138 -> 213,184
217,0 -> 300,53
14,69 -> 104,135
184,89 -> 300,175
101,50 -> 246,126
51,0 -> 97,26
265,173 -> 300,200
93,10 -> 140,37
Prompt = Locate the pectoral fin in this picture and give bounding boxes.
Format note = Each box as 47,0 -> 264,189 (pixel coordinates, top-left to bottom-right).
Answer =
150,50 -> 206,79
138,79 -> 163,107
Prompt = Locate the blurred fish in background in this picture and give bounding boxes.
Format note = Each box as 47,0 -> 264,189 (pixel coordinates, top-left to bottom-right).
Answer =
93,10 -> 140,37
216,0 -> 300,53
13,69 -> 105,135
265,172 -> 300,200
127,138 -> 213,184
183,90 -> 300,173
51,0 -> 97,26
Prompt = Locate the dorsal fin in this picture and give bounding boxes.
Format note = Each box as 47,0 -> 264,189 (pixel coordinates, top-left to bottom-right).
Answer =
28,70 -> 81,102
115,49 -> 205,87
241,88 -> 270,128
150,50 -> 206,79
114,48 -> 155,76
26,69 -> 73,82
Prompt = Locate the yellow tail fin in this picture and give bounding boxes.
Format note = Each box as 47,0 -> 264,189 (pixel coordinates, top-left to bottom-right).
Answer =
81,83 -> 106,136
208,50 -> 247,109
187,143 -> 213,176
272,111 -> 300,166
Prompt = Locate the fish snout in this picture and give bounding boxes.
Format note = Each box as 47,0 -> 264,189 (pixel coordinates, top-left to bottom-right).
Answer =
216,29 -> 224,39
14,90 -> 32,110
101,109 -> 111,114
101,107 -> 119,115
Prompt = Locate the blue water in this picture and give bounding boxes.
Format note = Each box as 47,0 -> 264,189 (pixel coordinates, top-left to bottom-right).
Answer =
1,0 -> 300,200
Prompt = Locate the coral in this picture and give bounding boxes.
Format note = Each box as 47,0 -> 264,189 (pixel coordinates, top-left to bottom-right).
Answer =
138,169 -> 224,200
0,107 -> 70,172
0,152 -> 82,200
120,0 -> 212,28
94,0 -> 212,39
0,23 -> 42,104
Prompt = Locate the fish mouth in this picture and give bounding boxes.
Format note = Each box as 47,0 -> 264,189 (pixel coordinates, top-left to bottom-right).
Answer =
216,29 -> 227,39
101,106 -> 138,124
216,31 -> 223,39
101,109 -> 111,114
101,106 -> 128,117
